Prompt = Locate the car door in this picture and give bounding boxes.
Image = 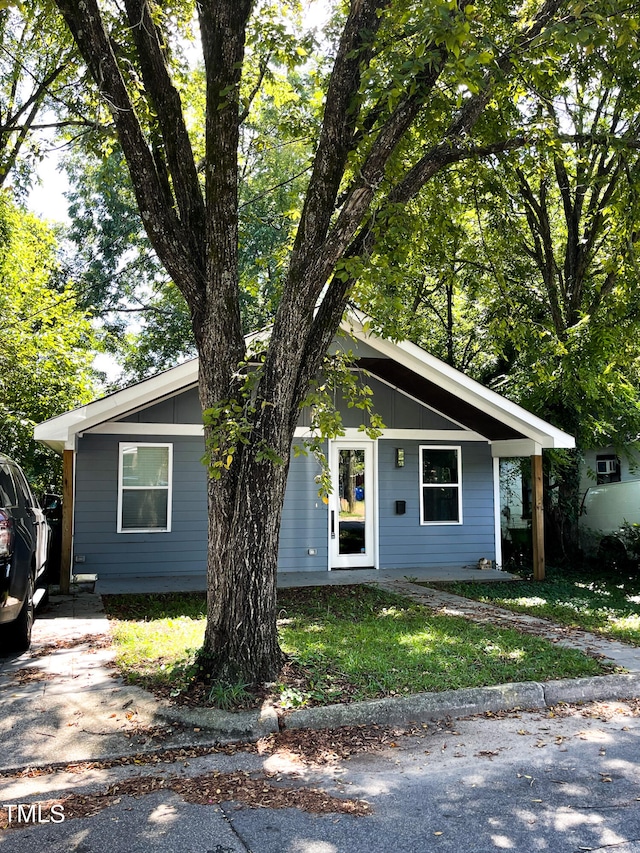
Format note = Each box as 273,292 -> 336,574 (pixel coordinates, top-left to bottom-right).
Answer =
12,464 -> 48,578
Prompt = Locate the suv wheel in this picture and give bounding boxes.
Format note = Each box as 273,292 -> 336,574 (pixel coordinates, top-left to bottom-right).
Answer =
8,574 -> 34,652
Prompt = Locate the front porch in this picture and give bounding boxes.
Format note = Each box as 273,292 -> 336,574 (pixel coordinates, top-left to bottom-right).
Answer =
95,564 -> 518,595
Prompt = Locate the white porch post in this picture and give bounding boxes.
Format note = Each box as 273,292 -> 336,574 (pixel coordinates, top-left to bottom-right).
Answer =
493,456 -> 503,569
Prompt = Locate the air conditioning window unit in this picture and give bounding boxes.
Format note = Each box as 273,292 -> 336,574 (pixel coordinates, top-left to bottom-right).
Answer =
596,459 -> 618,475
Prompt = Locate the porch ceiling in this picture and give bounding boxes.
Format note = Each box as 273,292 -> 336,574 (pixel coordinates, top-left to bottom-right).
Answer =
357,357 -> 524,442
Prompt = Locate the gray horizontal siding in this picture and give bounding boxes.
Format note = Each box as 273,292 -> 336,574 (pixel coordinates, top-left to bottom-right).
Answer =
117,373 -> 461,432
74,433 -> 208,578
377,440 -> 495,569
74,434 -> 328,578
340,375 -> 459,430
121,387 -> 202,424
299,375 -> 460,431
277,442 -> 328,571
328,338 -> 383,360
73,432 -> 495,580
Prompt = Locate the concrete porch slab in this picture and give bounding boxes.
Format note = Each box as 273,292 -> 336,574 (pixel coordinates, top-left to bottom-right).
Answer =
95,565 -> 518,595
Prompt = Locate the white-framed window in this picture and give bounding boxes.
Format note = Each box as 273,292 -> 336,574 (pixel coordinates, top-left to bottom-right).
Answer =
117,443 -> 173,533
419,445 -> 462,525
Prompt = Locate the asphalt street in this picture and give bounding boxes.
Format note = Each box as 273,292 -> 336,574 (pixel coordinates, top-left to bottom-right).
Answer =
1,701 -> 640,852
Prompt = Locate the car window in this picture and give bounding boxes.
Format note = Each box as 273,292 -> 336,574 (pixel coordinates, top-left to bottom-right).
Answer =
11,465 -> 34,509
0,463 -> 18,507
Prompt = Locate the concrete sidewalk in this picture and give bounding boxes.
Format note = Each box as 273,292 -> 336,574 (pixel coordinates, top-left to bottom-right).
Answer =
0,590 -> 222,772
2,581 -> 640,774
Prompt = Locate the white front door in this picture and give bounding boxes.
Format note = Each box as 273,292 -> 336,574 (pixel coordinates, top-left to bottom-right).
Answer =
330,440 -> 376,569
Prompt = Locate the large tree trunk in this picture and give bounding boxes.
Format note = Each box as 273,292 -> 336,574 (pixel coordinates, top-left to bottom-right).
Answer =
200,438 -> 289,684
195,325 -> 305,684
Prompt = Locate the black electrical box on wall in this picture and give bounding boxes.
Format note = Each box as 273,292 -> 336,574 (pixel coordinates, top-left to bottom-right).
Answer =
395,500 -> 406,515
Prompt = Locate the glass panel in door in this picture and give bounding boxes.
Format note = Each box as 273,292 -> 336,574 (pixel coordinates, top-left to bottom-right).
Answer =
338,448 -> 366,555
331,441 -> 375,569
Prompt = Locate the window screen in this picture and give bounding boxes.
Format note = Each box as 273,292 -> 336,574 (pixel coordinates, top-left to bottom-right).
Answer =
118,444 -> 172,532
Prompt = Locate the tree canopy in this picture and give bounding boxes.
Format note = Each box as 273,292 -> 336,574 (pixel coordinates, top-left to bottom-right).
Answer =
0,194 -> 96,490
0,1 -> 92,192
354,25 -> 640,443
352,37 -> 640,560
60,48 -> 317,380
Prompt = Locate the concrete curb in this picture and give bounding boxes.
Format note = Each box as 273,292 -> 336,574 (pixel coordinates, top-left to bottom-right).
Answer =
151,673 -> 640,740
543,672 -> 640,705
283,682 -> 545,730
154,700 -> 280,738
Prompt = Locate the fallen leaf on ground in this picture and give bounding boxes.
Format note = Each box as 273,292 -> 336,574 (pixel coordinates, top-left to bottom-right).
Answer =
0,770 -> 370,831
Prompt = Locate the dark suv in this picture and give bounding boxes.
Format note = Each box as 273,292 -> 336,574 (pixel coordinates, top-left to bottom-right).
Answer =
0,454 -> 50,652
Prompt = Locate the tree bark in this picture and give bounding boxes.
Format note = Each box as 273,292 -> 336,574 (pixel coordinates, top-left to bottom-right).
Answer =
200,431 -> 290,684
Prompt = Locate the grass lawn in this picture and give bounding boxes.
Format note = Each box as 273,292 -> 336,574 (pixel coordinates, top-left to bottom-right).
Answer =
428,565 -> 640,646
103,584 -> 606,710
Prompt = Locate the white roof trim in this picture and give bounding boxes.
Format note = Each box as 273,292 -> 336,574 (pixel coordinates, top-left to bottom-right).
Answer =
34,358 -> 199,452
343,313 -> 574,450
491,439 -> 543,458
294,427 -> 487,441
34,314 -> 574,453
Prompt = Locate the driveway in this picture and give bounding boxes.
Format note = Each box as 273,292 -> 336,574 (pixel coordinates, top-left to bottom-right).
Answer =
0,591 -> 219,773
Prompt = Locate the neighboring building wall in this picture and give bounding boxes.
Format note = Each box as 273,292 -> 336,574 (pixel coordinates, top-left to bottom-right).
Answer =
580,446 -> 640,495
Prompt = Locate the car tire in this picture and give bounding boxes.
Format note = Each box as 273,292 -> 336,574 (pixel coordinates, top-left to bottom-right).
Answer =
7,574 -> 34,652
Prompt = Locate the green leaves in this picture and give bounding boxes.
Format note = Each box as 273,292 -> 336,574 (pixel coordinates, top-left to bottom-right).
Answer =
202,396 -> 255,480
0,2 -> 83,192
0,196 -> 96,489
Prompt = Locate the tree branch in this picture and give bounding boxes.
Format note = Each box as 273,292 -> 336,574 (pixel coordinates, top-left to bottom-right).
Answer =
285,0 -> 388,291
303,0 -> 578,358
0,62 -> 65,130
122,0 -> 206,242
239,165 -> 313,211
53,0 -> 205,309
239,52 -> 272,125
197,0 -> 252,365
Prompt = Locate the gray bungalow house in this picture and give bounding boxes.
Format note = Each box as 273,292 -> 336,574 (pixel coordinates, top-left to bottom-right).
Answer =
35,315 -> 574,587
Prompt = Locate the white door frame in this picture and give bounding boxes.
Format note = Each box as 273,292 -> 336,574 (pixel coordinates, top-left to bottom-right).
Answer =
328,439 -> 378,570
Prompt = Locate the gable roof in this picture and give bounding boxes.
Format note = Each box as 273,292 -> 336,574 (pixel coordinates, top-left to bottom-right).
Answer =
35,313 -> 574,454
342,314 -> 573,452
